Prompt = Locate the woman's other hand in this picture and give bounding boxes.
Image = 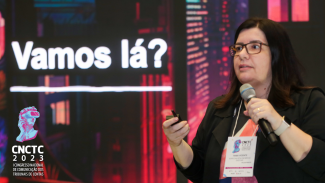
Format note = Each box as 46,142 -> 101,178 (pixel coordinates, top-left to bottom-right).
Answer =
162,117 -> 190,147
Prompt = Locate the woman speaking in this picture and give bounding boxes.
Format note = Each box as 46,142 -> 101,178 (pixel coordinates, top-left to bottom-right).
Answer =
163,18 -> 325,183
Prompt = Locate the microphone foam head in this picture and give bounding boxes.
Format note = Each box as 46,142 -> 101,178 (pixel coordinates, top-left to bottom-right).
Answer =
240,83 -> 256,101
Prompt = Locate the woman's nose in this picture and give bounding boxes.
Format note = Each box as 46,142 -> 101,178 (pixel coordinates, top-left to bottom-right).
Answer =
238,46 -> 249,60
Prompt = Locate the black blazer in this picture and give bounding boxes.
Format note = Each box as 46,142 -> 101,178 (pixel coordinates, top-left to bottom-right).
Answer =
176,88 -> 325,183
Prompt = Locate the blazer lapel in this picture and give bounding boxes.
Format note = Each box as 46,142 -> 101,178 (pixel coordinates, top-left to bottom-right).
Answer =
212,105 -> 235,148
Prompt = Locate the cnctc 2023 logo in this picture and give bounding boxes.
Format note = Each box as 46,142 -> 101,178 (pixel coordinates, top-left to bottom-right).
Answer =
16,106 -> 40,142
13,107 -> 44,165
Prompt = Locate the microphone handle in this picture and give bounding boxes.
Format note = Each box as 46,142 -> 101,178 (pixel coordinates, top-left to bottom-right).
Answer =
246,98 -> 278,146
258,118 -> 278,146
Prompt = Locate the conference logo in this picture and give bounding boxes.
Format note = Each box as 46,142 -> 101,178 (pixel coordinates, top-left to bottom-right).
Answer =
241,140 -> 253,151
16,106 -> 40,142
13,107 -> 44,177
12,142 -> 45,177
232,139 -> 241,153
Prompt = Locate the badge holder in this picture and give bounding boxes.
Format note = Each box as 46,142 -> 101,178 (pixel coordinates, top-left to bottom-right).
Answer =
223,100 -> 258,177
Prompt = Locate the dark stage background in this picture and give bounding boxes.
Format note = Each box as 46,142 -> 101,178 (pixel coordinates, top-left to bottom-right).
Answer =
0,0 -> 324,183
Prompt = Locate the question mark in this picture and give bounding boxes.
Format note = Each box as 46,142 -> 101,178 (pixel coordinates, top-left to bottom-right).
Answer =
148,38 -> 167,68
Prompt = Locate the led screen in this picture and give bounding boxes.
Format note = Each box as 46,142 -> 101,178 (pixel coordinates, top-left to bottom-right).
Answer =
5,0 -> 176,183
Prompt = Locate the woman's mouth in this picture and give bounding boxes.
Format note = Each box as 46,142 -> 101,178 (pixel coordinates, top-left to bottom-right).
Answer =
239,65 -> 252,71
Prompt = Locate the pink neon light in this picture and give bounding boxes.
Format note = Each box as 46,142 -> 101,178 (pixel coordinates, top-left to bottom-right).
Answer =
280,0 -> 288,22
148,74 -> 154,183
154,74 -> 162,182
141,74 -> 148,183
65,75 -> 69,86
268,0 -> 281,22
292,0 -> 309,22
136,2 -> 140,20
56,101 -> 65,124
187,22 -> 203,27
66,100 -> 70,125
138,28 -> 151,34
268,0 -> 288,22
187,46 -> 199,53
0,177 -> 8,183
156,27 -> 163,32
222,46 -> 229,52
45,75 -> 50,95
225,167 -> 252,169
0,12 -> 4,59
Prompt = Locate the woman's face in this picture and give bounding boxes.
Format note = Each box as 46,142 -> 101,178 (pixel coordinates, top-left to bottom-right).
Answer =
233,27 -> 272,87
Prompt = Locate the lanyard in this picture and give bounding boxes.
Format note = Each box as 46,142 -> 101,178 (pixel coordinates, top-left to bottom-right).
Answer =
231,100 -> 259,137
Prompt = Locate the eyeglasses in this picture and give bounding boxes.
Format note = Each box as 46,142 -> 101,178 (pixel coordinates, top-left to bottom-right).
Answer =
229,42 -> 269,56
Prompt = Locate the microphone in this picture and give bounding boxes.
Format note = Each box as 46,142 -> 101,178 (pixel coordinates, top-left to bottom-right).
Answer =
240,83 -> 278,146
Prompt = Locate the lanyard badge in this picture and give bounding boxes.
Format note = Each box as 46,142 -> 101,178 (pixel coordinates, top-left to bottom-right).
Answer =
223,100 -> 258,177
